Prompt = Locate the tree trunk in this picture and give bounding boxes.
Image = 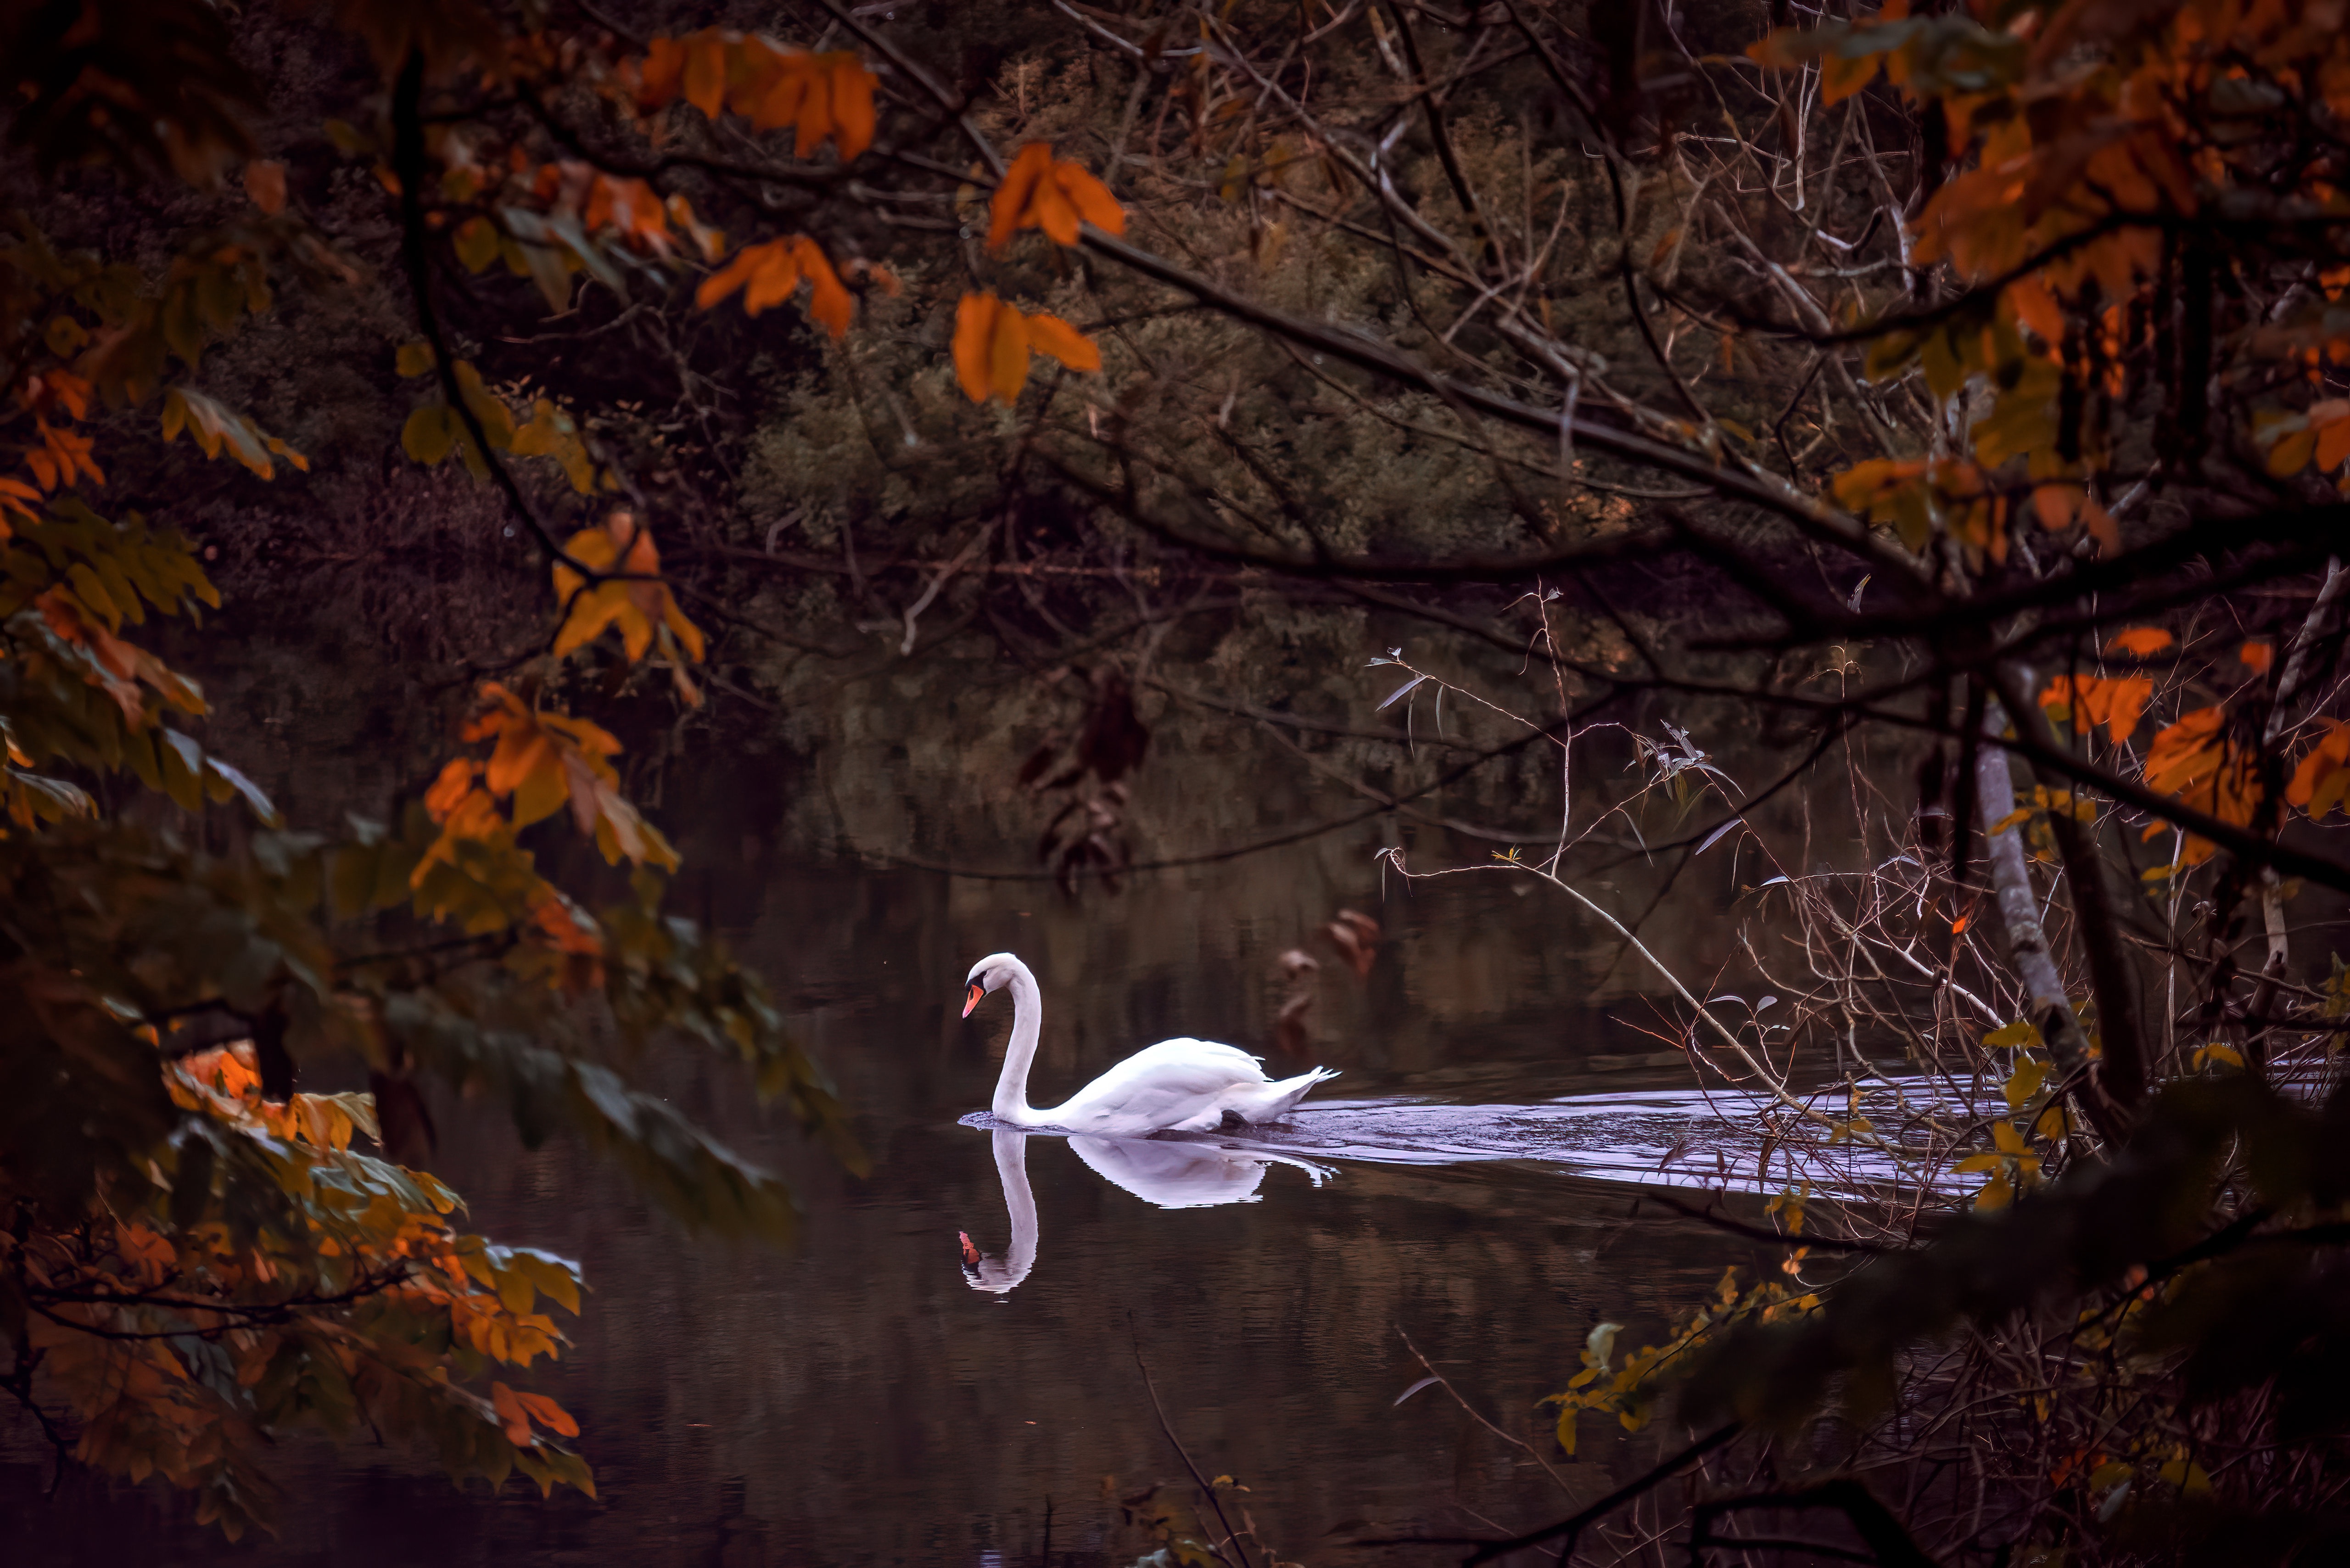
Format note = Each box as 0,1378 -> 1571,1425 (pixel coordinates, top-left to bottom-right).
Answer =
1975,701 -> 2132,1144
1992,669 -> 2154,1127
2249,557 -> 2346,1071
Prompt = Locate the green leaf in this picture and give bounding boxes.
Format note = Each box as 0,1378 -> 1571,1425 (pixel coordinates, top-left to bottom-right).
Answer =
395,341 -> 437,377
159,728 -> 207,812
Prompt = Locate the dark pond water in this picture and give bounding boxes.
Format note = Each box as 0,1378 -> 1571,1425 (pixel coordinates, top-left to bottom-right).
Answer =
3,755 -> 1835,1565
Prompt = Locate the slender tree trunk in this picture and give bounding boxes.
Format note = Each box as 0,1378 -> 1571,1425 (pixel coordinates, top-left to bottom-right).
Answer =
1975,700 -> 2132,1143
1989,671 -> 2152,1127
2249,558 -> 2346,1071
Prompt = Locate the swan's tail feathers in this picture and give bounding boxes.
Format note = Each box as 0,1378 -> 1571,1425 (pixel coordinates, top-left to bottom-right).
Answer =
1240,1065 -> 1339,1124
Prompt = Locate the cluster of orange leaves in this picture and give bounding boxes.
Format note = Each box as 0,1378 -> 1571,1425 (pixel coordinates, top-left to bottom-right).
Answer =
2041,671 -> 2154,745
3,369 -> 102,529
695,235 -> 853,336
2035,626 -> 2171,745
2262,398 -> 2350,479
551,510 -> 705,674
942,144 -> 1125,404
988,142 -> 1126,250
33,581 -> 203,721
2288,720 -> 2350,822
953,293 -> 1101,405
162,1044 -> 587,1417
2141,706 -> 2261,866
528,158 -> 722,262
635,30 -> 878,161
2020,624 -> 2350,868
421,678 -> 679,892
1759,0 -> 2350,562
23,1043 -> 590,1530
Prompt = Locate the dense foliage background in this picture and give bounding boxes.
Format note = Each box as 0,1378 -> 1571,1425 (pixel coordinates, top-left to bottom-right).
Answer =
11,0 -> 2350,1559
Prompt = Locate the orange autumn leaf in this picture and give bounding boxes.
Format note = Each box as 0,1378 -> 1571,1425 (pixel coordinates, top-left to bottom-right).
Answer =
2240,640 -> 2274,674
2316,401 -> 2350,471
425,756 -> 481,819
953,293 -> 1102,404
988,142 -> 1126,251
2142,706 -> 2261,865
490,1381 -> 534,1446
694,235 -> 852,336
2029,485 -> 2119,554
418,681 -> 677,882
550,511 -> 706,669
2105,627 -> 2174,657
515,1389 -> 581,1439
2038,672 -> 2153,744
2289,719 -> 2350,820
638,33 -> 877,162
243,158 -> 286,215
1022,312 -> 1102,373
31,584 -> 207,720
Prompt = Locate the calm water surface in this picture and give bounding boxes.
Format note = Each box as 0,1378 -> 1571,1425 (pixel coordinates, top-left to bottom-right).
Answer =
6,774 -> 1812,1565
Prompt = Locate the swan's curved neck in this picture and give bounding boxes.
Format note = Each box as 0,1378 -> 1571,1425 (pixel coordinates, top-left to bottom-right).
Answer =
991,959 -> 1050,1125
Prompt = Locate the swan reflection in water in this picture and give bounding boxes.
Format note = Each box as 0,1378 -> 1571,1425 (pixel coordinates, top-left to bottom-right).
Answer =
957,1126 -> 1335,1295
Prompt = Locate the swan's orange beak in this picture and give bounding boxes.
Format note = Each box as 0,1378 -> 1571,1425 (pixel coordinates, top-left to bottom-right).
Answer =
962,981 -> 984,1018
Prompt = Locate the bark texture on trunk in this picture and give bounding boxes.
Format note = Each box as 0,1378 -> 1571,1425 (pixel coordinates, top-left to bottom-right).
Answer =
1975,704 -> 2132,1143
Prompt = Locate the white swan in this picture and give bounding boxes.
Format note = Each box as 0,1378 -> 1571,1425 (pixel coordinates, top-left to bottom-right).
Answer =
962,951 -> 1337,1137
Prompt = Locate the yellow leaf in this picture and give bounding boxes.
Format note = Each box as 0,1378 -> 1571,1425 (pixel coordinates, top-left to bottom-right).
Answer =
454,216 -> 502,274
2002,1056 -> 2048,1110
2268,426 -> 2317,477
400,404 -> 455,465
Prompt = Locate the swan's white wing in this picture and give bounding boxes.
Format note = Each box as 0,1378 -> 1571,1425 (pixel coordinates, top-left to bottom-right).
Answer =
1045,1038 -> 1269,1137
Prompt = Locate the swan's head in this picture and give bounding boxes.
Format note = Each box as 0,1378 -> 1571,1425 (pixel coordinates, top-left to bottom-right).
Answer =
962,952 -> 1023,1018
